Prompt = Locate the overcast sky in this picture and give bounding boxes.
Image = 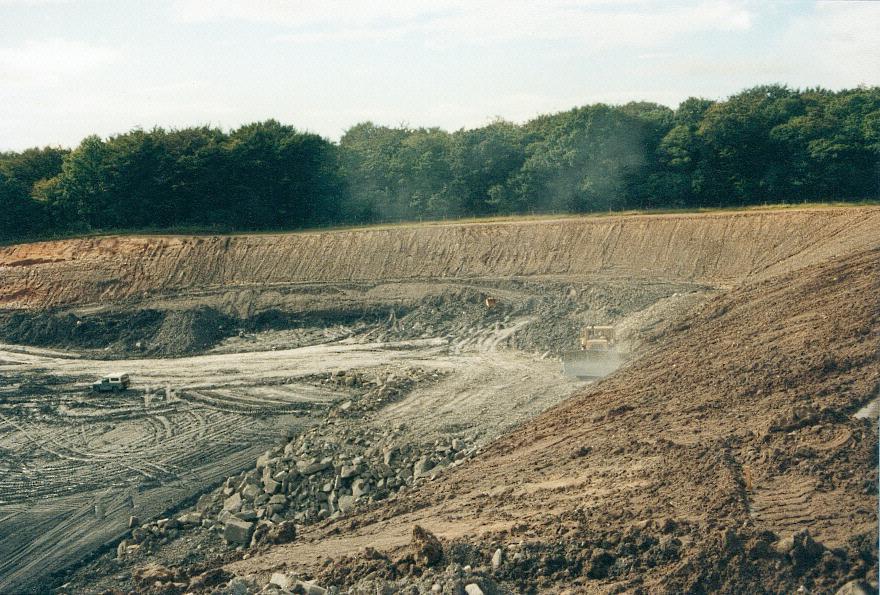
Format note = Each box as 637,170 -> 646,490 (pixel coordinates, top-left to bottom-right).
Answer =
1,0 -> 878,151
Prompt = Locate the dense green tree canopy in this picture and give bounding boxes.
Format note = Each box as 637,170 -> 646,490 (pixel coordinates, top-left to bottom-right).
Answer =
1,86 -> 878,243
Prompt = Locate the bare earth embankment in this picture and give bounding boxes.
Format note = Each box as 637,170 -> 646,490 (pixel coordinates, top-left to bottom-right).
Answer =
0,206 -> 877,594
2,206 -> 879,310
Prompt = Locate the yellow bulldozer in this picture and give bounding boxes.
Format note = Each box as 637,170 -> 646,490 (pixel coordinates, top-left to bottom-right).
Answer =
562,325 -> 622,379
579,325 -> 615,351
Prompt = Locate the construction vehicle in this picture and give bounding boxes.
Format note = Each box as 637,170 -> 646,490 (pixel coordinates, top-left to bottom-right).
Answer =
92,373 -> 130,393
579,325 -> 615,351
562,325 -> 622,379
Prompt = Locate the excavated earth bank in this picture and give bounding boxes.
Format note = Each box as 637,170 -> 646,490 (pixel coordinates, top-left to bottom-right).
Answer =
2,207 -> 879,310
0,206 -> 877,594
230,245 -> 875,594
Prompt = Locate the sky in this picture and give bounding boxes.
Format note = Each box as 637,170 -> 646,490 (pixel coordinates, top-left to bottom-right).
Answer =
0,0 -> 878,151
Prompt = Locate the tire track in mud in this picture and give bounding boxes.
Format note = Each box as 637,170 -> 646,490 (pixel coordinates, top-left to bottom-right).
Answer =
0,343 -> 348,594
0,403 -> 316,593
749,477 -> 819,536
0,383 -> 331,505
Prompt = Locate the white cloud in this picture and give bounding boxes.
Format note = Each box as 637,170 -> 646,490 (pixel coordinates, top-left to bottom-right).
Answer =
423,1 -> 752,49
174,0 -> 753,49
0,0 -> 73,5
2,1 -> 877,151
172,0 -> 457,27
0,79 -> 239,149
0,39 -> 120,87
775,2 -> 880,88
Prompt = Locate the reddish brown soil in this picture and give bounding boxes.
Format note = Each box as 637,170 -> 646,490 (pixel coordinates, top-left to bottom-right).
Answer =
225,246 -> 879,593
2,207 -> 878,309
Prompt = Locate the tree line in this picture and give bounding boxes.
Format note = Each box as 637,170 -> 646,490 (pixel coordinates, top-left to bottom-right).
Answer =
2,85 -> 878,243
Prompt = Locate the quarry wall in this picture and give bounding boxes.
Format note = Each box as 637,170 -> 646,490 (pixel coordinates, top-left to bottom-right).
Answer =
1,206 -> 878,309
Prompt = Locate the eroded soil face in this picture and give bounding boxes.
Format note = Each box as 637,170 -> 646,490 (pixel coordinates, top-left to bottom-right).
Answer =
0,208 -> 877,594
202,250 -> 878,595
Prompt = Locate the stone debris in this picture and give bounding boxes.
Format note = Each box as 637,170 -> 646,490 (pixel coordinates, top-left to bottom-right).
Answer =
185,373 -> 476,540
269,572 -> 294,591
225,575 -> 258,595
246,559 -> 502,595
490,548 -> 502,571
835,580 -> 872,595
113,365 -> 475,563
177,512 -> 203,526
223,518 -> 254,545
132,563 -> 177,587
224,492 -> 243,513
311,367 -> 449,416
264,520 -> 297,545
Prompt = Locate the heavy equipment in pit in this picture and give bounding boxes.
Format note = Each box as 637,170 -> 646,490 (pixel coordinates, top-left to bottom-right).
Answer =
562,325 -> 622,379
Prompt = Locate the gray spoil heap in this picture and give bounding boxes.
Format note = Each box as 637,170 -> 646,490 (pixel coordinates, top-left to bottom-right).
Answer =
116,366 -> 475,557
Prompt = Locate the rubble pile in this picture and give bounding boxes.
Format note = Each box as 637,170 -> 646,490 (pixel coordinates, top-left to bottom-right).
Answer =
192,419 -> 476,547
117,366 -> 473,557
313,367 -> 448,416
120,520 -> 876,595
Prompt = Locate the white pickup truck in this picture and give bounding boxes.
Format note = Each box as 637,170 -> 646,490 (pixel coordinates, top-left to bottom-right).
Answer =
92,373 -> 131,393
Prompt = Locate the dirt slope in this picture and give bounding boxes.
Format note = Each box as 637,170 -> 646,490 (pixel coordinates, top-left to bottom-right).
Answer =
226,246 -> 880,593
2,207 -> 878,309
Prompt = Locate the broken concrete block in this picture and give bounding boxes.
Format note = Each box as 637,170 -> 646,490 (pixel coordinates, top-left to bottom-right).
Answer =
269,572 -> 294,590
298,460 -> 331,475
223,518 -> 254,544
177,512 -> 203,526
241,484 -> 261,500
263,478 -> 280,494
491,547 -> 503,570
256,451 -> 272,469
337,495 -> 356,512
412,457 -> 434,479
223,492 -> 242,513
294,581 -> 327,595
235,509 -> 257,522
352,478 -> 370,499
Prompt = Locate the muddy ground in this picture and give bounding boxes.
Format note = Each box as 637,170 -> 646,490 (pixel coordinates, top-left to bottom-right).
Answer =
61,247 -> 877,595
0,276 -> 706,593
0,207 -> 877,594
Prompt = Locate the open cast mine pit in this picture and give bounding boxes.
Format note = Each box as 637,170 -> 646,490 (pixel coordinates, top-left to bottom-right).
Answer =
0,206 -> 877,594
